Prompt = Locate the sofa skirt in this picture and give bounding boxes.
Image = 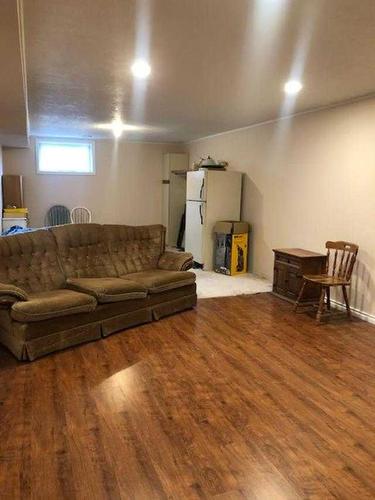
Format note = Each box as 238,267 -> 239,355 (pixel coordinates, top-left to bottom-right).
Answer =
101,308 -> 153,337
152,293 -> 197,320
25,323 -> 102,361
0,284 -> 197,361
0,322 -> 101,361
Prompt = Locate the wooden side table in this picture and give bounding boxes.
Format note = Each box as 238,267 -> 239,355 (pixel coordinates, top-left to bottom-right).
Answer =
272,248 -> 326,303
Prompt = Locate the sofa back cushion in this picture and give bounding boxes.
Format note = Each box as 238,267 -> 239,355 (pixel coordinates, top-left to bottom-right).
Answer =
0,229 -> 65,293
103,225 -> 165,275
50,224 -> 117,278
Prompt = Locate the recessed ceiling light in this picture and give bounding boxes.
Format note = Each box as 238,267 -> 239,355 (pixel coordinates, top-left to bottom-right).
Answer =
283,80 -> 303,95
111,118 -> 124,138
95,118 -> 141,139
131,59 -> 151,79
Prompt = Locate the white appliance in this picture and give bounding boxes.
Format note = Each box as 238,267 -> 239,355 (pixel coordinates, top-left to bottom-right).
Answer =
2,218 -> 28,232
185,169 -> 242,269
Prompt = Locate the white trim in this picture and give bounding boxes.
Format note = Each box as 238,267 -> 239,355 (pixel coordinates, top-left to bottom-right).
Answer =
187,92 -> 375,144
96,139 -> 184,146
31,135 -> 183,146
330,299 -> 375,325
35,138 -> 95,175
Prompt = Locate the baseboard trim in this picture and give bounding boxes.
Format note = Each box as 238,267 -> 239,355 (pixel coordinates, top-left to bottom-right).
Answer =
331,299 -> 375,325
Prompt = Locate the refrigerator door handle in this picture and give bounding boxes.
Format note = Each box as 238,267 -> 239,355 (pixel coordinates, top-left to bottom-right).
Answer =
199,179 -> 205,200
199,203 -> 203,224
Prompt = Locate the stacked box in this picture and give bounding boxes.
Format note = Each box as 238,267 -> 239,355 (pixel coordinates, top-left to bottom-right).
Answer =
214,221 -> 249,275
3,208 -> 29,218
2,208 -> 29,233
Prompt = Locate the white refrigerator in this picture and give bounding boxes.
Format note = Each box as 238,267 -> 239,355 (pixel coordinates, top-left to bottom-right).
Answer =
185,169 -> 242,270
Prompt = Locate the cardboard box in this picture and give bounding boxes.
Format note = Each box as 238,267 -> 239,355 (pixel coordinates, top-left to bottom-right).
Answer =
214,221 -> 249,235
3,208 -> 29,219
214,221 -> 249,275
2,218 -> 28,232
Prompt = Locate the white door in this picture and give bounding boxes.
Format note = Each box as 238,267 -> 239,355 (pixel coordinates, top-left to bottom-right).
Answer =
186,171 -> 206,201
185,201 -> 205,264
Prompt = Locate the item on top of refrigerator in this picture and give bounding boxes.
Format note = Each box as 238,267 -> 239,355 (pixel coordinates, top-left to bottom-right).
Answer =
217,160 -> 228,168
200,156 -> 217,167
198,156 -> 226,170
213,221 -> 249,276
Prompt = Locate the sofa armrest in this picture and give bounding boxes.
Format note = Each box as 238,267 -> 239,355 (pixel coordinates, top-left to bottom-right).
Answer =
0,282 -> 29,304
157,251 -> 194,271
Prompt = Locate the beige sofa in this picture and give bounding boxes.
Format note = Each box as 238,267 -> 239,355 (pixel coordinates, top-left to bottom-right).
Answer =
0,224 -> 196,361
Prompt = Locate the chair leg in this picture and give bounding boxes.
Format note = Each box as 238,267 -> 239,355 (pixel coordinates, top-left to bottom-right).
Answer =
342,285 -> 352,319
326,287 -> 331,311
294,280 -> 307,312
316,286 -> 326,323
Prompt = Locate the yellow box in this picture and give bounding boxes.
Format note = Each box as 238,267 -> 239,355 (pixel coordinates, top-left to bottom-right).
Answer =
214,221 -> 249,276
3,208 -> 29,219
230,233 -> 248,275
3,208 -> 28,214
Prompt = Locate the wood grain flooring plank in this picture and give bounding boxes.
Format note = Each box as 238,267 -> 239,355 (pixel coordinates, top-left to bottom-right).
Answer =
1,293 -> 375,498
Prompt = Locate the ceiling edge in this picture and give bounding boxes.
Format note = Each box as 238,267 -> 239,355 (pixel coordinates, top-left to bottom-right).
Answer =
17,0 -> 30,140
186,92 -> 375,145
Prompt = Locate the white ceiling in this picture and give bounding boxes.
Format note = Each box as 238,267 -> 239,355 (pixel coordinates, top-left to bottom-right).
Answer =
22,0 -> 375,142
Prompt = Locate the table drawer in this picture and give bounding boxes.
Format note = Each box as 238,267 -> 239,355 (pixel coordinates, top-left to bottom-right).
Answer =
272,248 -> 326,303
274,253 -> 301,268
274,260 -> 301,273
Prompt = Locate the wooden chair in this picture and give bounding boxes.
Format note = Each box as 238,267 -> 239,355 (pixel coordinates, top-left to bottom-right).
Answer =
294,241 -> 359,322
45,205 -> 71,226
70,206 -> 92,224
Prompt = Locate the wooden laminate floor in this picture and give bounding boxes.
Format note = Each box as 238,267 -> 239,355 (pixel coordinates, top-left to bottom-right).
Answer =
1,293 -> 375,499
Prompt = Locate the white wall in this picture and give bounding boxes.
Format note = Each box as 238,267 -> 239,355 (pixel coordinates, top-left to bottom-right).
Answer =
3,138 -> 183,227
188,98 -> 375,319
3,99 -> 375,318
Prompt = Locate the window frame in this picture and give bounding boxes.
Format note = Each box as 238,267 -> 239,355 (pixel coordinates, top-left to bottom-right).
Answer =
35,138 -> 96,176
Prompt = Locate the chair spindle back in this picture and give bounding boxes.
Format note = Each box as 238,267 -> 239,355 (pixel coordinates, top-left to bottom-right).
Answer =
325,241 -> 358,281
45,205 -> 71,226
70,207 -> 92,224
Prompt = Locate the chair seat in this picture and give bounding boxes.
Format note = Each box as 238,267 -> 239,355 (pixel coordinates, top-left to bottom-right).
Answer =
11,289 -> 97,323
303,274 -> 350,286
66,277 -> 147,303
124,270 -> 196,294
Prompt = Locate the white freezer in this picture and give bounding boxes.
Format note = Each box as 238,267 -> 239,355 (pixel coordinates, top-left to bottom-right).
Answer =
186,170 -> 206,201
185,201 -> 205,264
185,169 -> 242,269
2,218 -> 28,232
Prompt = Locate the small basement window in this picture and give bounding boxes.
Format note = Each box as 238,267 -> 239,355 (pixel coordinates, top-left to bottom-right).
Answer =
36,139 -> 95,175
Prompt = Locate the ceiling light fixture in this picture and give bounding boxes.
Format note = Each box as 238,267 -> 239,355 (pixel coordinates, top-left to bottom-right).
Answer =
94,119 -> 141,139
131,59 -> 151,79
111,118 -> 124,139
283,80 -> 303,95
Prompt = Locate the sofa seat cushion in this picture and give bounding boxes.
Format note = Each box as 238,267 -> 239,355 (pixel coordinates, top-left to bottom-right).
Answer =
66,277 -> 147,303
11,289 -> 97,323
124,269 -> 196,294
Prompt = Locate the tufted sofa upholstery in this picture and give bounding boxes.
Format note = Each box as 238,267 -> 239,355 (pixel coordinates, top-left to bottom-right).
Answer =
104,224 -> 165,275
0,229 -> 65,292
0,224 -> 195,361
51,224 -> 118,278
